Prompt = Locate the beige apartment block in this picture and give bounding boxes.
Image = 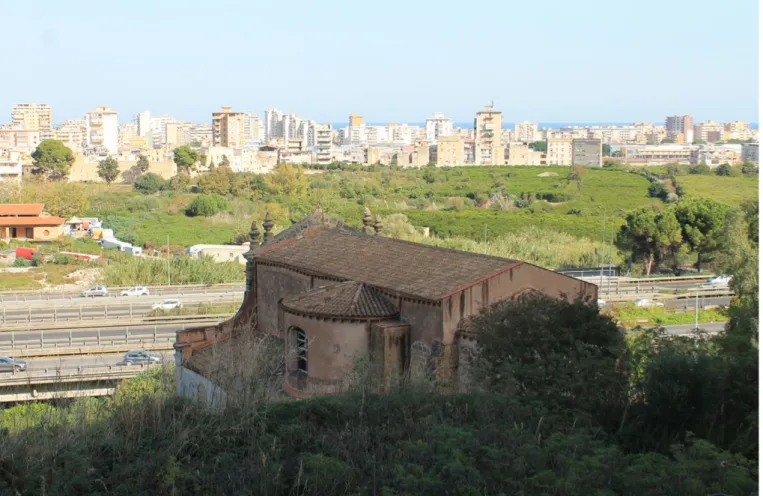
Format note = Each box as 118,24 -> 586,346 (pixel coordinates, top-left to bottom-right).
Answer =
723,121 -> 752,141
546,137 -> 573,165
693,121 -> 723,143
572,138 -> 603,167
12,104 -> 53,137
474,105 -> 502,165
436,136 -> 465,166
166,122 -> 186,147
348,113 -> 364,127
504,143 -> 547,165
665,115 -> 694,143
212,107 -> 245,148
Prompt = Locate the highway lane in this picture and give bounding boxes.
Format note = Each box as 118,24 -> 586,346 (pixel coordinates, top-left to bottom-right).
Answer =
19,352 -> 175,371
662,322 -> 727,334
0,326 -> 179,345
0,291 -> 243,310
599,296 -> 731,310
0,286 -> 243,303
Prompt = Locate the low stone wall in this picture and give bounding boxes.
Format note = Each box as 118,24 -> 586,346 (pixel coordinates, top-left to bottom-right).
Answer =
69,158 -> 177,182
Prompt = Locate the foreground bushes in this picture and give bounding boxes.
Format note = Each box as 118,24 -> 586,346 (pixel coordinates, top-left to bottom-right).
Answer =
102,252 -> 244,285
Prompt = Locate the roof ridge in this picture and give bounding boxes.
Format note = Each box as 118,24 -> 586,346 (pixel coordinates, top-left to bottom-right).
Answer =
349,282 -> 364,313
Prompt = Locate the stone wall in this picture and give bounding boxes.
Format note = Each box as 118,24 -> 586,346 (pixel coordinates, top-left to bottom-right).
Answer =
68,157 -> 177,182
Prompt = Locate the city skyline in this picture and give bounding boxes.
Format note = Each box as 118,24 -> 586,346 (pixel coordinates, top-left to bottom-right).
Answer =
1,0 -> 758,123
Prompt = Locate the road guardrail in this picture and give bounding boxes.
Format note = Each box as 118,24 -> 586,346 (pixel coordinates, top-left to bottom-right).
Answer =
0,314 -> 233,332
0,362 -> 162,386
0,336 -> 175,358
0,282 -> 245,302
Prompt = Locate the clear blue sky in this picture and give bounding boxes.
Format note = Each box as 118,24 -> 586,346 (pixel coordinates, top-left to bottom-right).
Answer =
1,0 -> 758,124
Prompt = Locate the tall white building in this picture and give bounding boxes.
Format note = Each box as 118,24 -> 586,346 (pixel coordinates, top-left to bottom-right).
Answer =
316,124 -> 333,164
149,114 -> 177,146
425,112 -> 453,142
86,106 -> 119,155
264,109 -> 284,139
243,112 -> 264,143
513,121 -> 538,143
137,111 -> 151,138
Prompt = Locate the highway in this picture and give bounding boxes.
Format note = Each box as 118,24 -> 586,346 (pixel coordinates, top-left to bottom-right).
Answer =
0,286 -> 243,303
1,293 -> 241,324
0,324 -> 183,346
19,351 -> 174,371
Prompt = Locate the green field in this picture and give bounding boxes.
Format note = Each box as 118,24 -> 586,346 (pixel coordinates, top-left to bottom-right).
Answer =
679,174 -> 759,205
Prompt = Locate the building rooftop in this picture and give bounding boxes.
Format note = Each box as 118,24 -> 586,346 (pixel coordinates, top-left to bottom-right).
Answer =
281,281 -> 398,319
257,228 -> 520,301
0,216 -> 65,226
0,203 -> 44,217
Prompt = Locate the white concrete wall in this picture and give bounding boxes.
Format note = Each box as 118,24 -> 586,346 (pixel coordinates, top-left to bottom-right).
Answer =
175,351 -> 227,409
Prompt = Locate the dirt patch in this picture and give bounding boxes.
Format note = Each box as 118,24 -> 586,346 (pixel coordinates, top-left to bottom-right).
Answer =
37,268 -> 102,291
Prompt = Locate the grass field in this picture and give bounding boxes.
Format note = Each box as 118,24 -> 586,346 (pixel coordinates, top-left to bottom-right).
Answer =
679,174 -> 759,205
611,304 -> 728,328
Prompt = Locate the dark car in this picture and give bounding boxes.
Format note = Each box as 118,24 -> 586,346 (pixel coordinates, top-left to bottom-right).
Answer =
0,356 -> 27,372
118,350 -> 161,366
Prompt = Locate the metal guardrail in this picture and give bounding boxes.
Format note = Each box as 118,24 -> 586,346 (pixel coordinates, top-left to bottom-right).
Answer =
0,340 -> 175,358
0,362 -> 162,385
0,314 -> 233,332
0,333 -> 176,353
0,281 -> 244,298
604,289 -> 735,303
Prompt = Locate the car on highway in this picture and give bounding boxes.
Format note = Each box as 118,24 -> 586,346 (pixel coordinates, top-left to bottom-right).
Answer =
0,356 -> 28,372
82,285 -> 109,298
706,275 -> 732,287
117,350 -> 161,366
634,297 -> 665,308
152,299 -> 183,311
120,286 -> 150,297
597,298 -> 606,308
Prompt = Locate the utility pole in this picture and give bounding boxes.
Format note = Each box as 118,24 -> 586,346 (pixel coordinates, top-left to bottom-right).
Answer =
597,206 -> 606,290
694,292 -> 699,331
608,209 -> 624,296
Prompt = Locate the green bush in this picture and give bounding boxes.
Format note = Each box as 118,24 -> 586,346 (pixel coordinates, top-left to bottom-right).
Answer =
51,253 -> 76,265
187,194 -> 229,217
11,257 -> 30,267
133,173 -> 167,194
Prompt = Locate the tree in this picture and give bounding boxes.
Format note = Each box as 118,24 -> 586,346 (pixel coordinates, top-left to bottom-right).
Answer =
173,145 -> 200,174
617,207 -> 683,275
133,173 -> 167,194
187,194 -> 229,217
97,157 -> 120,184
715,163 -> 732,176
262,163 -> 307,196
661,138 -> 674,144
219,155 -> 231,168
602,143 -> 611,156
741,159 -> 758,176
136,154 -> 150,173
31,139 -> 75,180
469,292 -> 628,415
693,139 -> 707,145
647,181 -> 669,201
674,198 -> 729,272
688,164 -> 711,175
166,173 -> 190,192
196,167 -> 233,196
41,183 -> 90,218
528,140 -> 546,152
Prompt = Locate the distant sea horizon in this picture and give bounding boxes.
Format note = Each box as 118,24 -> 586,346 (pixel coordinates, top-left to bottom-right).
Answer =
330,121 -> 759,130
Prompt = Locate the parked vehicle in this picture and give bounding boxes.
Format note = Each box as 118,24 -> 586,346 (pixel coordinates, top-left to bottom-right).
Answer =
82,286 -> 109,297
0,356 -> 27,372
634,297 -> 664,308
597,298 -> 606,308
120,286 -> 150,297
118,350 -> 161,365
152,299 -> 183,310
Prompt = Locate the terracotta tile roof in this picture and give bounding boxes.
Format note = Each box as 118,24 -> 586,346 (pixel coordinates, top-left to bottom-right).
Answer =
0,204 -> 44,216
281,281 -> 399,318
257,229 -> 520,301
0,216 -> 65,226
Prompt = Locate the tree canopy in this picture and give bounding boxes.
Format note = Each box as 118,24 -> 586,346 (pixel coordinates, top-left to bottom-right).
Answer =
262,163 -> 307,196
616,207 -> 682,275
673,198 -> 729,271
136,154 -> 150,173
173,145 -> 200,174
97,157 -> 120,184
133,173 -> 167,194
528,140 -> 546,152
31,139 -> 75,180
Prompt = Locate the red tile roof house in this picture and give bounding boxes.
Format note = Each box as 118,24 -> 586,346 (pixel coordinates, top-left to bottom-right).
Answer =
0,204 -> 65,242
174,208 -> 597,407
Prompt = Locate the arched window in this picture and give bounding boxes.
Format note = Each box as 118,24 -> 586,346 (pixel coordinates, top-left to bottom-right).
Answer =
291,327 -> 308,375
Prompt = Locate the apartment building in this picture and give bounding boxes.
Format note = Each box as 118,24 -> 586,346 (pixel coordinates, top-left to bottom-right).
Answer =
504,143 -> 547,166
316,125 -> 333,164
436,136 -> 465,166
212,107 -> 245,148
693,121 -> 723,143
349,114 -> 364,127
118,122 -> 138,149
513,121 -> 538,144
546,137 -> 573,165
188,125 -> 213,147
54,122 -> 86,152
166,122 -> 185,148
12,104 -> 53,139
85,106 -> 119,155
137,111 -> 151,138
741,143 -> 759,163
243,113 -> 265,143
690,146 -> 739,167
425,112 -> 453,142
621,144 -> 695,165
397,142 -> 430,168
723,121 -> 753,141
264,109 -> 284,139
572,139 -> 603,167
665,115 -> 694,143
474,105 -> 502,165
0,151 -> 23,183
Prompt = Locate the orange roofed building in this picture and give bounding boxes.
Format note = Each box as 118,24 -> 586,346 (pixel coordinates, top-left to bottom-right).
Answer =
0,203 -> 65,242
174,208 -> 597,405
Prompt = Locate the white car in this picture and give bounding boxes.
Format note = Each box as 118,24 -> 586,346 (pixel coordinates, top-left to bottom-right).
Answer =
634,297 -> 664,308
706,275 -> 732,287
120,286 -> 150,297
597,298 -> 607,308
152,299 -> 183,311
81,286 -> 108,298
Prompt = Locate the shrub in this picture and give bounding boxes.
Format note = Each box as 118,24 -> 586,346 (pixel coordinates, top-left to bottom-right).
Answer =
647,181 -> 668,200
11,257 -> 30,267
51,253 -> 76,265
187,194 -> 230,217
689,164 -> 712,175
134,173 -> 167,194
715,163 -> 733,176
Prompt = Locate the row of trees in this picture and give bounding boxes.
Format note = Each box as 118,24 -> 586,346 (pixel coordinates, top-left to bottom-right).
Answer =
617,197 -> 756,275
